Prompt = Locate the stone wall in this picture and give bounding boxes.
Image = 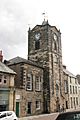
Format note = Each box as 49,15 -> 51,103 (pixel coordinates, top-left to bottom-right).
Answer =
28,22 -> 63,113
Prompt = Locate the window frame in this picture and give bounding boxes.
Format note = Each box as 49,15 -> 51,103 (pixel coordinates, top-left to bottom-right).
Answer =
35,40 -> 40,50
26,74 -> 33,91
0,74 -> 2,84
35,76 -> 41,91
36,100 -> 41,110
64,80 -> 68,93
3,75 -> 7,84
70,85 -> 72,94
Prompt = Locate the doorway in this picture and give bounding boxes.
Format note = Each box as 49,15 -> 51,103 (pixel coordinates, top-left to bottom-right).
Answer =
16,102 -> 19,117
27,102 -> 31,114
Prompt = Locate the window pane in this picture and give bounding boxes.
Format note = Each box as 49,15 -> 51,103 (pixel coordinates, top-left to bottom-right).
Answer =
4,80 -> 6,84
35,76 -> 41,91
36,101 -> 40,110
35,41 -> 40,50
0,75 -> 2,83
26,74 -> 32,90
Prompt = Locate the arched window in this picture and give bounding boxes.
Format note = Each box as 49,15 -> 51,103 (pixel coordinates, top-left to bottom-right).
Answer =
35,40 -> 40,50
54,41 -> 57,50
56,83 -> 59,96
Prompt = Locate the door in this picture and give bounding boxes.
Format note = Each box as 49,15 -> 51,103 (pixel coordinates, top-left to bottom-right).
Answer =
27,102 -> 31,114
16,102 -> 19,117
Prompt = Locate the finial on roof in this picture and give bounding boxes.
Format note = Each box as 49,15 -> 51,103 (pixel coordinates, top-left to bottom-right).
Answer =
42,19 -> 48,25
28,24 -> 31,31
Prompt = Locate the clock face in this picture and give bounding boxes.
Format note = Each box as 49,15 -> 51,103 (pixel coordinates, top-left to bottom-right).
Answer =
35,33 -> 40,40
54,33 -> 57,41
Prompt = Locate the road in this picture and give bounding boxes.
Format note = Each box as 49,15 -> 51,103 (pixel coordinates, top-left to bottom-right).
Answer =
19,113 -> 59,120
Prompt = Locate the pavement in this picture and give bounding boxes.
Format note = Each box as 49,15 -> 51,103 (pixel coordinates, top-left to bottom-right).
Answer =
18,112 -> 59,120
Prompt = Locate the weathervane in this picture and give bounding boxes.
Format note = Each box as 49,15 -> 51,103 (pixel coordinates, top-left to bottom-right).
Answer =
42,11 -> 48,21
28,24 -> 31,28
28,23 -> 31,31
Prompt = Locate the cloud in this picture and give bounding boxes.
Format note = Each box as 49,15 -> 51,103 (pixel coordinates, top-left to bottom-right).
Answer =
0,0 -> 80,75
0,0 -> 42,60
0,0 -> 29,59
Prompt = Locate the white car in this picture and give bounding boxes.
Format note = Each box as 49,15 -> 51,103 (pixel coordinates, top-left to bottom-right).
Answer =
0,111 -> 18,120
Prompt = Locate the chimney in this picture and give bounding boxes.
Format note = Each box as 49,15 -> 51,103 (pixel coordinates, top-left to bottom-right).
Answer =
0,50 -> 3,62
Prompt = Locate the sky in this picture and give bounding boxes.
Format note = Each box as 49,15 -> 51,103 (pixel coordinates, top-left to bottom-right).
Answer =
0,0 -> 80,75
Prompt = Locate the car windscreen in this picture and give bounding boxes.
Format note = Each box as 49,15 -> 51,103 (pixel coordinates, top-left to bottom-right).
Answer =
7,112 -> 12,116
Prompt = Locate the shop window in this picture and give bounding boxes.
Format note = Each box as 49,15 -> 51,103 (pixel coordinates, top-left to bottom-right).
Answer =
70,85 -> 72,94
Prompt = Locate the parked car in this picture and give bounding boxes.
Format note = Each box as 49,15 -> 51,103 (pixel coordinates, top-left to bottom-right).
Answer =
56,110 -> 80,120
0,111 -> 18,120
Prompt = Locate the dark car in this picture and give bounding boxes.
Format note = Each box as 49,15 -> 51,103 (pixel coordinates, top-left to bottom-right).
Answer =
56,110 -> 80,120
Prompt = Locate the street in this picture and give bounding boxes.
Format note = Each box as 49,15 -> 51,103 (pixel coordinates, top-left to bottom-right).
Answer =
19,113 -> 59,120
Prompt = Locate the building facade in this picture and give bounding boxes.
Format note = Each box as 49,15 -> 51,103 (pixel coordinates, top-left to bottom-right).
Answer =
4,20 -> 80,117
7,57 -> 44,117
76,75 -> 80,108
63,66 -> 79,111
0,61 -> 16,112
28,20 -> 64,112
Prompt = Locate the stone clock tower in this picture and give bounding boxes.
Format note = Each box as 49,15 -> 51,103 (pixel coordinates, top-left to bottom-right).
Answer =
28,20 -> 64,113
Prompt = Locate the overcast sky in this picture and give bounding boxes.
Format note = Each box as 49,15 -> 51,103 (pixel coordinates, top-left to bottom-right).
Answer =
0,0 -> 80,75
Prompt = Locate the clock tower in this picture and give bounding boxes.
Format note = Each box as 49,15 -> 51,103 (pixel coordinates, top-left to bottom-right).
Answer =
28,20 -> 64,113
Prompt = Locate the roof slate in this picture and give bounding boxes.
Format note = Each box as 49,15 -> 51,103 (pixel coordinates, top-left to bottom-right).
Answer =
0,61 -> 16,74
7,56 -> 43,68
63,68 -> 76,78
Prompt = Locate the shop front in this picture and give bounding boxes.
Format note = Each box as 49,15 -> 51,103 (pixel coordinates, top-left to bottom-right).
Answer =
0,89 -> 9,111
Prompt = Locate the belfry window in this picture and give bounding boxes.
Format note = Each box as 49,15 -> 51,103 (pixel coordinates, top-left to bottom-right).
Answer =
54,41 -> 57,50
35,40 -> 40,50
